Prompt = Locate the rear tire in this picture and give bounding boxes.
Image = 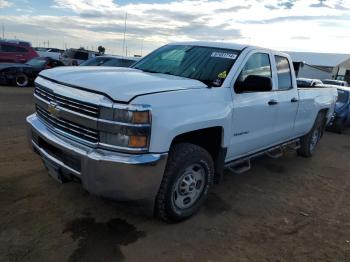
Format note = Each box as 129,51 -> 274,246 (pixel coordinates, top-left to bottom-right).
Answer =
155,143 -> 214,223
334,118 -> 346,134
15,73 -> 29,87
297,112 -> 325,157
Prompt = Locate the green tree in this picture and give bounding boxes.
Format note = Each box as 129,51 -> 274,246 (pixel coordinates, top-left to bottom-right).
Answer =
98,46 -> 106,54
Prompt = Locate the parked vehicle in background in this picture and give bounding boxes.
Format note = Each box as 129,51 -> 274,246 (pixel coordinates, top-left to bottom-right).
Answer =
297,78 -> 323,88
35,48 -> 64,60
26,42 -> 337,222
2,39 -> 32,47
0,57 -> 64,87
323,79 -> 349,87
327,87 -> 350,133
80,56 -> 140,67
60,48 -> 99,66
0,40 -> 38,63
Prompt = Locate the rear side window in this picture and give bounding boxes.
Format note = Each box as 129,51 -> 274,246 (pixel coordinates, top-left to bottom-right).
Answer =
1,44 -> 17,52
16,46 -> 28,52
275,56 -> 292,90
106,59 -> 136,67
0,44 -> 27,53
74,51 -> 89,60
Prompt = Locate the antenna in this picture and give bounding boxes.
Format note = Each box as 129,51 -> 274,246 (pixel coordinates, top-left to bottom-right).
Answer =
122,12 -> 127,57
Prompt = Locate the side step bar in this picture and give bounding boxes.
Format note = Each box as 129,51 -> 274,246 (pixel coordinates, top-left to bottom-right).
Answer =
225,139 -> 300,174
227,160 -> 251,174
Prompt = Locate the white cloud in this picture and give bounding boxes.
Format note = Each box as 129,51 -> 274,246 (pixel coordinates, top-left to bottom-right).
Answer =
0,0 -> 12,8
1,0 -> 350,55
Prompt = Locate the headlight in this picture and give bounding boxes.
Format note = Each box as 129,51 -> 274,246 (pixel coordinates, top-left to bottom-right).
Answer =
99,104 -> 151,151
100,132 -> 148,148
113,108 -> 150,124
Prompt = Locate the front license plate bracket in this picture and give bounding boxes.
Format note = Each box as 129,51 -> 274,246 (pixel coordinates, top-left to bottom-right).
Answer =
42,158 -> 63,183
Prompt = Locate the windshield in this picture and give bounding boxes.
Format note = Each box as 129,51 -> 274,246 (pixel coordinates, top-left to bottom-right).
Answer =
25,58 -> 47,67
297,79 -> 312,87
132,45 -> 240,87
337,89 -> 349,104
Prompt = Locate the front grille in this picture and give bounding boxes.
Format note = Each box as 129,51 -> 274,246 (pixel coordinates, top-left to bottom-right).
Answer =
35,84 -> 99,118
36,105 -> 99,143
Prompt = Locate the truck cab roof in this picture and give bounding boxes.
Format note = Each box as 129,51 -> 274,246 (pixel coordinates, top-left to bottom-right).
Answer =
168,41 -> 290,58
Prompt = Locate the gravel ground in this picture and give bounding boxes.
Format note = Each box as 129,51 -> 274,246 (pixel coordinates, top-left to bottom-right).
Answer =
1,85 -> 350,262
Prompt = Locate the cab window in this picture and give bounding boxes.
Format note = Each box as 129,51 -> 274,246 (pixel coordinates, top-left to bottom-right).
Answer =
234,53 -> 272,93
275,55 -> 292,90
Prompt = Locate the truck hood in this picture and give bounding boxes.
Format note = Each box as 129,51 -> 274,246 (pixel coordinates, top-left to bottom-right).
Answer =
39,66 -> 207,102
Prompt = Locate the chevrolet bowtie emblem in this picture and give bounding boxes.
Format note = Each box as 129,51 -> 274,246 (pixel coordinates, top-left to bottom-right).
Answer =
48,102 -> 59,117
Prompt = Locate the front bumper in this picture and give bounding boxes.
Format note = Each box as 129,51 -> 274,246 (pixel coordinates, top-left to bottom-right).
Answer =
26,113 -> 168,214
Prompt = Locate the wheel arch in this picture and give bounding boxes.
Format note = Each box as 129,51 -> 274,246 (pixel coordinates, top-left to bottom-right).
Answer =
318,108 -> 329,137
170,126 -> 226,184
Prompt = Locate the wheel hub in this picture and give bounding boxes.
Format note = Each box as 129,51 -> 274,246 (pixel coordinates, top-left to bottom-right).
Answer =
179,174 -> 197,195
173,164 -> 206,209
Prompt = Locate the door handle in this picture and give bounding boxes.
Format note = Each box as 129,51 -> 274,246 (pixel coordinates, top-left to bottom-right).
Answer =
268,100 -> 278,106
291,98 -> 298,103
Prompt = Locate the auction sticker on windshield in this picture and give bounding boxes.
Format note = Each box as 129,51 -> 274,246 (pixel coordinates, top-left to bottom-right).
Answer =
211,52 -> 237,60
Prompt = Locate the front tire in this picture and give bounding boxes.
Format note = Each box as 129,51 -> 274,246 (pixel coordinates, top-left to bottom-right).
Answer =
15,73 -> 29,87
155,143 -> 214,223
297,112 -> 325,157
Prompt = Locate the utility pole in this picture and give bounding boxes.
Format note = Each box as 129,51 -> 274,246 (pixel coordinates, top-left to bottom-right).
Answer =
2,24 -> 5,39
122,12 -> 127,57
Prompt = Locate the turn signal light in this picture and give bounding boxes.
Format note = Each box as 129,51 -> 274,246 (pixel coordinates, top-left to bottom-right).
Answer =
129,135 -> 148,148
132,111 -> 150,124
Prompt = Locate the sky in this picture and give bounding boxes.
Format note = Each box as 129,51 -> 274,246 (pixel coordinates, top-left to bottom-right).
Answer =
0,0 -> 349,56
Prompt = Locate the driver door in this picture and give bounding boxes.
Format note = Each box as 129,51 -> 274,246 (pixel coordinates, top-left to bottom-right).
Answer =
227,51 -> 279,160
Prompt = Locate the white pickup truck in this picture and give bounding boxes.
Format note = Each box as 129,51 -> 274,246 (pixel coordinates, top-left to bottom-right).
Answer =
26,42 -> 337,222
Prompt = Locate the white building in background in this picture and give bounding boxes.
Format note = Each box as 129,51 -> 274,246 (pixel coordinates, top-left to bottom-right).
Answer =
286,51 -> 350,81
332,58 -> 350,83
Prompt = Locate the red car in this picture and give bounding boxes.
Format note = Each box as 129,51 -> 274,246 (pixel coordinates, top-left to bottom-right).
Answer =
0,41 -> 38,63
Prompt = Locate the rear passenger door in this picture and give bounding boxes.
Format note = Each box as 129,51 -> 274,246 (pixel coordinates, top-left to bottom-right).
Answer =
273,55 -> 299,141
228,51 -> 279,160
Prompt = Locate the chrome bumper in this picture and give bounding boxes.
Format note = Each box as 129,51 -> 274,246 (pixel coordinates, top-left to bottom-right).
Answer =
26,113 -> 168,214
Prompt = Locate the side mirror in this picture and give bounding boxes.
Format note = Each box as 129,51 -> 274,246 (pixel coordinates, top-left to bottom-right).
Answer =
235,75 -> 272,93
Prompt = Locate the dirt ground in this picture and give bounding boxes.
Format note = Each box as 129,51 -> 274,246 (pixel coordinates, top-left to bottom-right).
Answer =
0,85 -> 350,262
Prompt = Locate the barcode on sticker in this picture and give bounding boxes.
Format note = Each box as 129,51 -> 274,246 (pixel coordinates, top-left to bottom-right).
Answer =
211,52 -> 237,60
